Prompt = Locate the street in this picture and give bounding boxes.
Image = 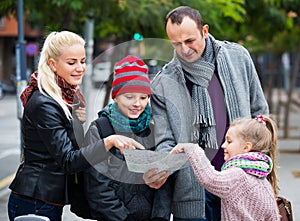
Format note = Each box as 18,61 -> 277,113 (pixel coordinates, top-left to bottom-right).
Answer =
0,89 -> 300,220
0,94 -> 20,220
0,80 -> 105,221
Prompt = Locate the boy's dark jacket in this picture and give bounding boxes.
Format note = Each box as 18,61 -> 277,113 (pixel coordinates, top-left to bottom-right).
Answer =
71,107 -> 172,221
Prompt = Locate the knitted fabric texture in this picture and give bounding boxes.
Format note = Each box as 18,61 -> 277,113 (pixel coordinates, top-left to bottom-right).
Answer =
20,72 -> 86,109
111,55 -> 150,99
221,152 -> 273,179
175,35 -> 218,149
184,146 -> 280,221
150,33 -> 270,219
100,102 -> 152,134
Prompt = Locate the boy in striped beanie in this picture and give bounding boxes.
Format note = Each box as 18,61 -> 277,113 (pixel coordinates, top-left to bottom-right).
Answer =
82,55 -> 172,221
111,55 -> 151,99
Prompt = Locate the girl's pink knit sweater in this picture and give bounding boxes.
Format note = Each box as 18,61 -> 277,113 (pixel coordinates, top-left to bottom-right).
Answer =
185,147 -> 280,221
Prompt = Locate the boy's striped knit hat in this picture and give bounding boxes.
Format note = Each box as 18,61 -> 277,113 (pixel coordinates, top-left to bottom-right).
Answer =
111,55 -> 150,99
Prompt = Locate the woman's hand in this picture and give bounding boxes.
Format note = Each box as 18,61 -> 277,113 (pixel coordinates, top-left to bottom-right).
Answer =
74,107 -> 86,123
103,134 -> 145,154
143,168 -> 170,189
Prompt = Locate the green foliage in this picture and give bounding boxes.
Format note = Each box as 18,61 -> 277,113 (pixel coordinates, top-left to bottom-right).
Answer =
0,0 -> 246,41
168,0 -> 247,40
0,0 -> 15,17
240,0 -> 300,55
22,0 -> 83,33
92,0 -> 173,42
0,0 -> 299,56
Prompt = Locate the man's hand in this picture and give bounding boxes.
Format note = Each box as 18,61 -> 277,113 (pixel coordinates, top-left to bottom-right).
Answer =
143,168 -> 170,189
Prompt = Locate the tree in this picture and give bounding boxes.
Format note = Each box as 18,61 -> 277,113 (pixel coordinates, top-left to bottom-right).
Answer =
236,0 -> 300,138
279,0 -> 300,138
0,0 -> 15,16
0,0 -> 250,106
0,0 -> 247,42
94,0 -> 248,106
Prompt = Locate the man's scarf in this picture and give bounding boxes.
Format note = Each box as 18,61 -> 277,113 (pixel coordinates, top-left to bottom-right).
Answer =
175,35 -> 218,149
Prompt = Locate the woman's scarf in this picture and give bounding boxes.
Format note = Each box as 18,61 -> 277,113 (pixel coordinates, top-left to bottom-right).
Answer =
221,152 -> 273,179
101,102 -> 151,134
54,74 -> 86,109
175,35 -> 218,149
20,72 -> 86,109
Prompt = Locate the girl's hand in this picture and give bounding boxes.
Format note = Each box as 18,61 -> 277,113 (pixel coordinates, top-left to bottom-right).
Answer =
170,144 -> 186,154
170,143 -> 198,154
104,134 -> 145,154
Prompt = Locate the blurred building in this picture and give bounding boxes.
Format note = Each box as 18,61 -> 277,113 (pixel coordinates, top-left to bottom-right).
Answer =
0,14 -> 42,90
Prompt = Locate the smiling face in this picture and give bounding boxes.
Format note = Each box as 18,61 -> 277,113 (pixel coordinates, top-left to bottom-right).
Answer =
221,126 -> 252,161
166,16 -> 209,63
48,43 -> 86,86
113,92 -> 149,119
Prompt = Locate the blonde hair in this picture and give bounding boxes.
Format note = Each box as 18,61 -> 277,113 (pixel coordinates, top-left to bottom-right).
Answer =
230,115 -> 279,197
37,31 -> 85,119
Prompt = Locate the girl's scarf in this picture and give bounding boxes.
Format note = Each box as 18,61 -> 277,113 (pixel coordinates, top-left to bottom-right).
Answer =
221,152 -> 273,179
175,35 -> 218,149
101,102 -> 151,134
20,72 -> 86,109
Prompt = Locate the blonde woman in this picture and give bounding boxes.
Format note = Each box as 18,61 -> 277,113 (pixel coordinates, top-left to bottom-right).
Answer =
7,31 -> 143,221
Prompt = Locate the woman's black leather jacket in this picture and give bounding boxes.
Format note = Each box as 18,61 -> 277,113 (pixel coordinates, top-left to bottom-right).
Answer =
9,90 -> 107,205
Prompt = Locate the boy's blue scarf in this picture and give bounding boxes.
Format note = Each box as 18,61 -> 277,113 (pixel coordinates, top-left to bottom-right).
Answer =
100,102 -> 151,134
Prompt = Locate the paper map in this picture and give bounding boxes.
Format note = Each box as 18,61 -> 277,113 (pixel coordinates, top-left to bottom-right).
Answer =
123,149 -> 190,173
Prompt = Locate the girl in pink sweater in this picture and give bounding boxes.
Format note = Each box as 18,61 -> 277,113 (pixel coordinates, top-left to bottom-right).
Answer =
171,115 -> 280,221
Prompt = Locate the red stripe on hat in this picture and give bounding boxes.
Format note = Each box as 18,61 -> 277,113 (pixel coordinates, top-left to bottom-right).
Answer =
115,55 -> 145,66
111,55 -> 150,99
115,66 -> 147,74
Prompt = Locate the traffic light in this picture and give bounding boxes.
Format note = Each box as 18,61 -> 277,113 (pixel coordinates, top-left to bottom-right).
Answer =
133,32 -> 144,41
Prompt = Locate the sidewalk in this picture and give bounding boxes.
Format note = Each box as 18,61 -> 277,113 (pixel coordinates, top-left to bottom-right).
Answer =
0,94 -> 299,220
276,137 -> 300,221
